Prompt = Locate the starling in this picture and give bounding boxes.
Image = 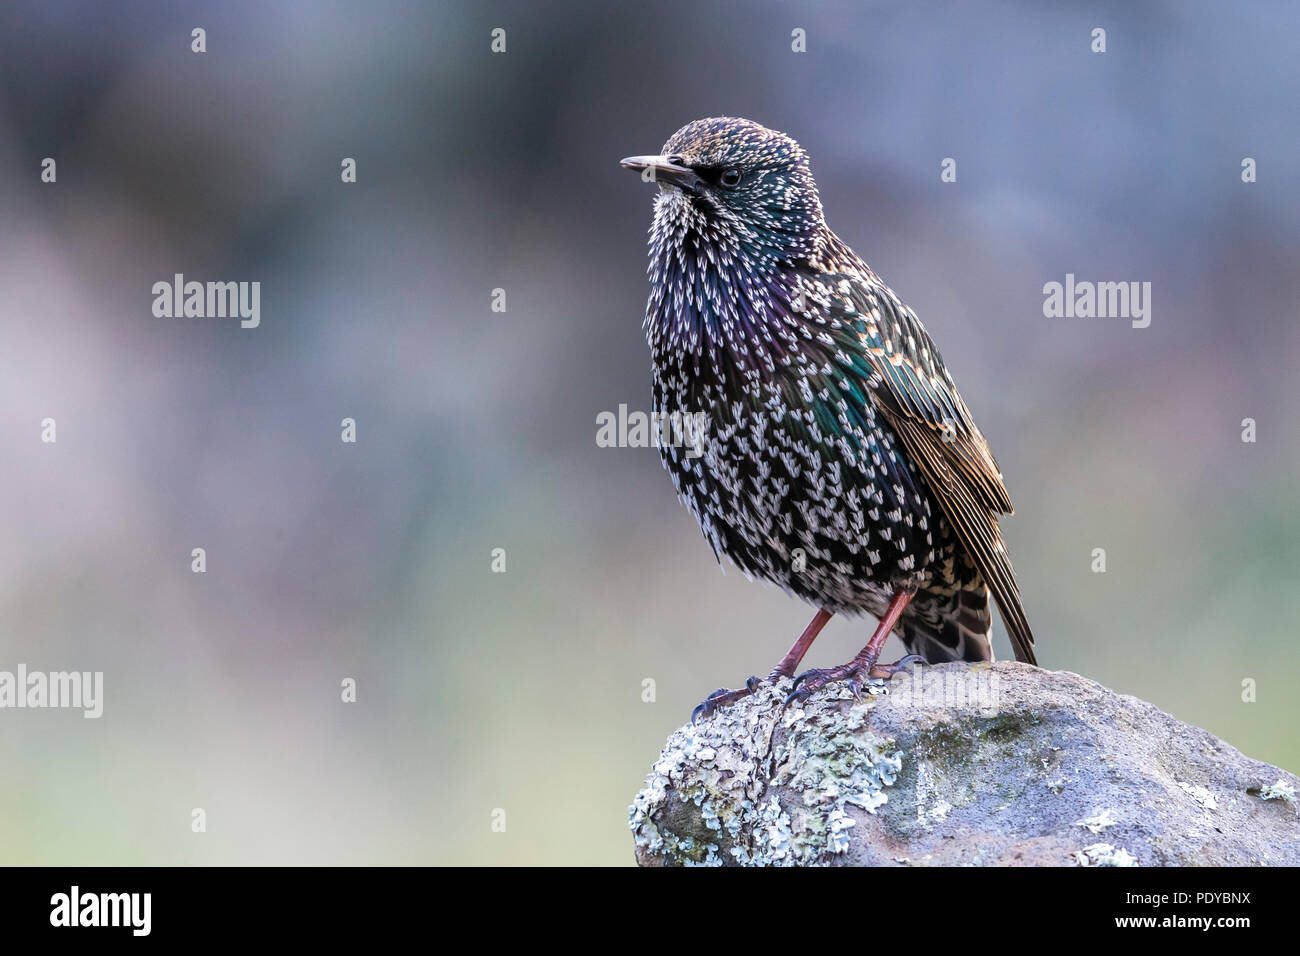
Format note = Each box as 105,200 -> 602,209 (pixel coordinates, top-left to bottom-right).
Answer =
621,118 -> 1038,719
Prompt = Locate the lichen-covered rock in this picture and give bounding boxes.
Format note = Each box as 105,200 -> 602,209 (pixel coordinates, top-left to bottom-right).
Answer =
630,662 -> 1300,866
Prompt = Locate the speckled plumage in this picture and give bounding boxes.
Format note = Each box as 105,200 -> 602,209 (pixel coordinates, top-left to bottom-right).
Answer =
626,117 -> 1036,670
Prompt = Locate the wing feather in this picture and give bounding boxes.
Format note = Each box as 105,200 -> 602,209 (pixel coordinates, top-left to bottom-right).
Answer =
813,262 -> 1036,664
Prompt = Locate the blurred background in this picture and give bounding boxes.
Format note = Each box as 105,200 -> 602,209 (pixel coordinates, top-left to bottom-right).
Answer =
1,0 -> 1297,865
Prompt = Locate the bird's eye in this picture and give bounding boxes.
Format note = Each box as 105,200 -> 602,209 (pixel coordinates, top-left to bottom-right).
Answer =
720,168 -> 742,188
666,155 -> 685,166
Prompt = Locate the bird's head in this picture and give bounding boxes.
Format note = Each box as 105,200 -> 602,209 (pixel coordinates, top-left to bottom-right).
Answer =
622,117 -> 825,261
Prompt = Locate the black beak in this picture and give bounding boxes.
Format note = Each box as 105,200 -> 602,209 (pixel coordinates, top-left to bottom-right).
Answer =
620,155 -> 705,194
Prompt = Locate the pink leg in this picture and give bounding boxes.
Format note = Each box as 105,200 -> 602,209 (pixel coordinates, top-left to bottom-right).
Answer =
770,608 -> 834,678
691,607 -> 835,723
785,589 -> 924,705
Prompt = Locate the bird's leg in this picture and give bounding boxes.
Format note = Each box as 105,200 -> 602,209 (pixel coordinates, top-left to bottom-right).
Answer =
691,608 -> 834,723
785,589 -> 923,706
769,607 -> 833,679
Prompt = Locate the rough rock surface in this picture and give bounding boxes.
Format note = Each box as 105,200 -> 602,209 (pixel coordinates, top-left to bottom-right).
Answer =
630,662 -> 1300,866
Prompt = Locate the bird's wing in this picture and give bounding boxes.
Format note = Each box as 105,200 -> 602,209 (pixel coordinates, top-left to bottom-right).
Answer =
830,279 -> 1013,513
807,265 -> 1037,665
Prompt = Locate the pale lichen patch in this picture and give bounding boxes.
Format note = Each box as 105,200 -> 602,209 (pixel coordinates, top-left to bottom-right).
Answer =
1074,808 -> 1118,833
1072,843 -> 1139,867
1252,779 -> 1297,806
631,682 -> 901,866
1177,781 -> 1218,811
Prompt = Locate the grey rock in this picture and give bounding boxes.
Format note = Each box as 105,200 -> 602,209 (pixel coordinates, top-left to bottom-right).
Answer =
630,662 -> 1300,866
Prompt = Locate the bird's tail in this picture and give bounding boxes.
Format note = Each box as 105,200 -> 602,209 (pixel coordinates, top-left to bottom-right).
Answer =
899,583 -> 995,664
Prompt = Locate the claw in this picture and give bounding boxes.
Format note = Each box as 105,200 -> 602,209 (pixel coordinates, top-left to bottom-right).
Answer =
692,688 -> 726,724
784,667 -> 832,707
691,679 -> 766,723
870,654 -> 926,678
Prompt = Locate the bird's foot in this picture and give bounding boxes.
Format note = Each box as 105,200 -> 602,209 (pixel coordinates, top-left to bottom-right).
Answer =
691,681 -> 759,723
691,676 -> 765,724
784,654 -> 925,708
691,607 -> 840,723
